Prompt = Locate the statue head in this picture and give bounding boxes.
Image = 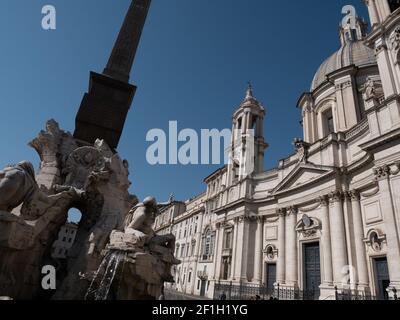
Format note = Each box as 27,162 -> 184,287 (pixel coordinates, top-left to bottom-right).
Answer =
143,196 -> 157,208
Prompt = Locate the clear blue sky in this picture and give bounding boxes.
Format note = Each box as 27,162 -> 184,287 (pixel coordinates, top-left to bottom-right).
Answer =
0,0 -> 369,209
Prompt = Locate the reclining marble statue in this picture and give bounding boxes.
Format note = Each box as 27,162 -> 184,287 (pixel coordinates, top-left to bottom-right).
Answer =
125,196 -> 180,266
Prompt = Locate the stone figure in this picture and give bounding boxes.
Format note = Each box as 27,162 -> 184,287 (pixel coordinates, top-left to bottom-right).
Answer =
364,77 -> 376,100
363,77 -> 383,102
0,161 -> 40,212
87,195 -> 181,299
125,196 -> 176,254
293,138 -> 310,163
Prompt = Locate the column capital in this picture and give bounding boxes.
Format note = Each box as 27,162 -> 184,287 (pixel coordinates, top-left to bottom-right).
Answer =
375,42 -> 388,55
328,190 -> 344,203
286,206 -> 298,216
254,215 -> 264,223
277,208 -> 287,217
346,190 -> 360,202
373,165 -> 392,179
318,195 -> 330,207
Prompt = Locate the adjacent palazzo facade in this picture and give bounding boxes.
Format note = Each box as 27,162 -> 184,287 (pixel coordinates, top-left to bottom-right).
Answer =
154,1 -> 400,300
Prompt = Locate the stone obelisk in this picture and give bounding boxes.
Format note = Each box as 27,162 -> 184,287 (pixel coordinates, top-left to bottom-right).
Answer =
74,0 -> 152,150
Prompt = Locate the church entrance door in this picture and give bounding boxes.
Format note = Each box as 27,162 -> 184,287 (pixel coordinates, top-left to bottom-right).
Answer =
374,258 -> 390,300
303,242 -> 321,298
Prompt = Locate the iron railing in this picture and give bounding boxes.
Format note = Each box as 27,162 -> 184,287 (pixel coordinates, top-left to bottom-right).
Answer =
214,281 -> 275,300
334,286 -> 399,301
214,281 -> 318,300
334,287 -> 377,301
214,281 -> 400,301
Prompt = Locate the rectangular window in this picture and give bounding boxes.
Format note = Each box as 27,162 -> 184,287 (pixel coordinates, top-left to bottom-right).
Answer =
181,244 -> 185,258
323,109 -> 334,136
191,242 -> 196,256
224,231 -> 232,249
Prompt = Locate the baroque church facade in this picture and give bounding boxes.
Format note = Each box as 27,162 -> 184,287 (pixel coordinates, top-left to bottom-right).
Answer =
154,0 -> 400,300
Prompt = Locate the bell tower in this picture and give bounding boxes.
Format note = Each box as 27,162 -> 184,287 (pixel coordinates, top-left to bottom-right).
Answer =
74,0 -> 152,150
227,84 -> 268,185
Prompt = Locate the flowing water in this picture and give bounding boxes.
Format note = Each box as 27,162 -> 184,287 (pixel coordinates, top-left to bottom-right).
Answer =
85,251 -> 127,300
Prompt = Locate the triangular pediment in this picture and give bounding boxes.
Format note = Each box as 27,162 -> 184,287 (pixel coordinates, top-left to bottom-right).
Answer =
273,162 -> 334,194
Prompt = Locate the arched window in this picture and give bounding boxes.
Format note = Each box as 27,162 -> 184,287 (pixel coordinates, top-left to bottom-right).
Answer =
238,117 -> 243,131
201,228 -> 215,261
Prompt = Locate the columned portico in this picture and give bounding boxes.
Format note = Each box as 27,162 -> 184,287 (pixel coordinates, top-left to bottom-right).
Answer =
328,191 -> 348,287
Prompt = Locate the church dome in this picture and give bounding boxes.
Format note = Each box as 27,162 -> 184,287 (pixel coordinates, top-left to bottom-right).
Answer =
311,40 -> 376,91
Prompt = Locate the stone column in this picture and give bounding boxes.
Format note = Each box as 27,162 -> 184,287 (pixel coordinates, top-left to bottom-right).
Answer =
245,112 -> 252,133
195,213 -> 204,258
329,191 -> 348,286
375,43 -> 396,98
374,166 -> 400,289
348,191 -> 369,289
212,224 -> 223,280
303,109 -> 311,143
253,216 -> 264,284
364,0 -> 379,26
231,217 -> 239,280
239,217 -> 250,282
319,196 -> 333,286
380,0 -> 392,19
285,207 -> 298,287
276,209 -> 286,285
